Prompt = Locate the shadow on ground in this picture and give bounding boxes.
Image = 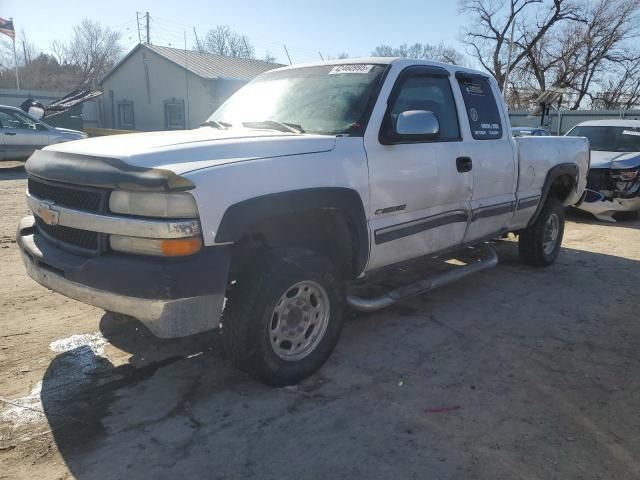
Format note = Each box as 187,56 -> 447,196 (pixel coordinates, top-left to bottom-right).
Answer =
39,241 -> 640,479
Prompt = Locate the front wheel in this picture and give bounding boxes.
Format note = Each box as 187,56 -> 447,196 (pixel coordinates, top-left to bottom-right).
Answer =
518,197 -> 565,267
222,248 -> 345,386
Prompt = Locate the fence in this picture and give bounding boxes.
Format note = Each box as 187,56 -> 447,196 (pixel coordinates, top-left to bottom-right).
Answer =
509,109 -> 640,135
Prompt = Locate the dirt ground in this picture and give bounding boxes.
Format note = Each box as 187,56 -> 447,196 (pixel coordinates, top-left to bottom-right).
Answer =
1,167 -> 640,480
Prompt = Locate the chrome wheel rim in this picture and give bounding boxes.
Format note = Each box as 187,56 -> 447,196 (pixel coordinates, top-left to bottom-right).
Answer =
543,213 -> 560,255
269,281 -> 330,361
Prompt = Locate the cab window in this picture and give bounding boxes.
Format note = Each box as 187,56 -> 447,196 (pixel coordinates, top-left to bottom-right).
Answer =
384,72 -> 460,143
456,73 -> 503,140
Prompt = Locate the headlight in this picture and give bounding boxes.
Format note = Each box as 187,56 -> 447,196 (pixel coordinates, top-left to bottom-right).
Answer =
109,191 -> 198,218
110,235 -> 202,256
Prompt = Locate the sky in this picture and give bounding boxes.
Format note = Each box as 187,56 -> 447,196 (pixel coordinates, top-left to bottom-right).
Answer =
1,0 -> 466,64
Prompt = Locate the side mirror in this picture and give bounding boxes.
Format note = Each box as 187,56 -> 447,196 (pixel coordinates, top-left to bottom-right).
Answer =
36,123 -> 48,131
28,106 -> 45,120
395,110 -> 440,139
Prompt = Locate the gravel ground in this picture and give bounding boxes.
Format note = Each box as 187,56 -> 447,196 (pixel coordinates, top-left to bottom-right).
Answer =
1,168 -> 640,480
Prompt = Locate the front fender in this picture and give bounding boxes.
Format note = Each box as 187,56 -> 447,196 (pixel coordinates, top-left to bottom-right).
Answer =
216,187 -> 369,274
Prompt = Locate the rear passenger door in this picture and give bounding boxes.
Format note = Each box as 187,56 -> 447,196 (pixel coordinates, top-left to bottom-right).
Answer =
455,72 -> 517,243
364,66 -> 473,271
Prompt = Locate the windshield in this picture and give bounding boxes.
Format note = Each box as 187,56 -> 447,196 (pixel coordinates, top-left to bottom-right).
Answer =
207,64 -> 387,136
567,125 -> 640,152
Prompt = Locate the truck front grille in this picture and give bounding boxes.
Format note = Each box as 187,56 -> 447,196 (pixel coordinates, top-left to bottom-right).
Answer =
28,177 -> 106,213
586,169 -> 612,192
35,217 -> 100,252
28,176 -> 108,255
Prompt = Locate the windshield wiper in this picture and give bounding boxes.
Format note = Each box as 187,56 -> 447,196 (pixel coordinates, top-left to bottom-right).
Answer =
242,120 -> 304,134
200,120 -> 231,129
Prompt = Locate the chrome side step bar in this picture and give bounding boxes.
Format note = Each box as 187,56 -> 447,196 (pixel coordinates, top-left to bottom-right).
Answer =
347,245 -> 498,312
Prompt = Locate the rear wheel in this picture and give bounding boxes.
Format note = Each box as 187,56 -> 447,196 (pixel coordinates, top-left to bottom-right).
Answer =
518,197 -> 565,267
222,248 -> 345,386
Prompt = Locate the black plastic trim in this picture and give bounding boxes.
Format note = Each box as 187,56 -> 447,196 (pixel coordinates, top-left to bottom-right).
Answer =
374,210 -> 469,244
516,196 -> 541,211
18,227 -> 230,300
27,150 -> 194,192
216,188 -> 369,274
471,202 -> 515,221
527,163 -> 578,227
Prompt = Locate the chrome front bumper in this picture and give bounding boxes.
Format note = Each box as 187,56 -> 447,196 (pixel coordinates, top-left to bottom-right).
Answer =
18,217 -> 226,338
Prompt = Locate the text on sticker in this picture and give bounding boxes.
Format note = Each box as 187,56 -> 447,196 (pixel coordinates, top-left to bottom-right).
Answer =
329,65 -> 375,75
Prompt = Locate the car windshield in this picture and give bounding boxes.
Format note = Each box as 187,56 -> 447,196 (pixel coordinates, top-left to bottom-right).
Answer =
206,64 -> 387,136
567,125 -> 640,152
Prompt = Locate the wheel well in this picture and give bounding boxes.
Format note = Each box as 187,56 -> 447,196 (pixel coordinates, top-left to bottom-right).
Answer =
228,209 -> 359,280
548,174 -> 576,203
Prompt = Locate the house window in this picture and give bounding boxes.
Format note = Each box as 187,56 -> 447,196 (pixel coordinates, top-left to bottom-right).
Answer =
164,99 -> 185,130
117,100 -> 134,129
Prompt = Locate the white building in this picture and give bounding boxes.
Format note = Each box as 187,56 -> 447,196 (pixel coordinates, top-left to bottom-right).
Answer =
100,44 -> 283,131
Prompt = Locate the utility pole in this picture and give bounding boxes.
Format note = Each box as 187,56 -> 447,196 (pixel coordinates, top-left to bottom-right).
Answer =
11,18 -> 20,90
283,44 -> 292,65
145,12 -> 150,45
136,12 -> 142,44
193,27 -> 203,53
242,36 -> 250,59
502,18 -> 516,98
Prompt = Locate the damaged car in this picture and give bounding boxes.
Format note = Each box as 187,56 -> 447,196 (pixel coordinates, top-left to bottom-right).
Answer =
566,119 -> 640,222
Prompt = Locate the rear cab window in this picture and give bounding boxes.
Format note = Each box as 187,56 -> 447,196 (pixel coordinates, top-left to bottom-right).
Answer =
455,73 -> 503,140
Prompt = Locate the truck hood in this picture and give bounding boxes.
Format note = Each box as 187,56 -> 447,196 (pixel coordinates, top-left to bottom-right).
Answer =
590,150 -> 640,170
44,127 -> 337,175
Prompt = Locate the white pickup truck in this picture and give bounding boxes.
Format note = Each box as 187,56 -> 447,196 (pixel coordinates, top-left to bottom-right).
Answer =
18,58 -> 589,385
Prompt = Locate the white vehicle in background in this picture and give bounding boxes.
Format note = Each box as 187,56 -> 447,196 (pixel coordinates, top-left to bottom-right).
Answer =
18,58 -> 589,386
566,119 -> 640,222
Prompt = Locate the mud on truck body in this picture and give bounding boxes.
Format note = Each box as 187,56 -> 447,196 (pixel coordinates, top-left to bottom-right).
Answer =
18,58 -> 589,386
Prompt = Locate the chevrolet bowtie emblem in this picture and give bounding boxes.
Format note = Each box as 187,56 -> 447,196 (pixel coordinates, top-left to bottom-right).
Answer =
37,200 -> 60,226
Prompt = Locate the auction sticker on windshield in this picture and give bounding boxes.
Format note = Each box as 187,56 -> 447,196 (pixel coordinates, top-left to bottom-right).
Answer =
329,64 -> 375,74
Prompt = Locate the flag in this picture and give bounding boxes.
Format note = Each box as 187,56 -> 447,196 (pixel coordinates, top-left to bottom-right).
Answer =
0,17 -> 15,39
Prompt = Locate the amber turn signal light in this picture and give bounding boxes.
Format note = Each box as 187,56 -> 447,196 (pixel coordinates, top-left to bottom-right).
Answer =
160,238 -> 203,256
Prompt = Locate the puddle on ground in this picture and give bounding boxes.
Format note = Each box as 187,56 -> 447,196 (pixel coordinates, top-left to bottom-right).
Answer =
0,332 -> 110,428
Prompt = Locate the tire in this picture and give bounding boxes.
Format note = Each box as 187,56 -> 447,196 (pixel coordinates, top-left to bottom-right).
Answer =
518,197 -> 565,267
222,248 -> 345,386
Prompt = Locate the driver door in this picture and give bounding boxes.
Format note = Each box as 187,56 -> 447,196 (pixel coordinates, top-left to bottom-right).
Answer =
364,66 -> 473,271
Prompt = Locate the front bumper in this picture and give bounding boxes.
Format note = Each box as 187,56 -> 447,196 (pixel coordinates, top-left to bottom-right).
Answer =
17,216 -> 230,337
577,191 -> 640,222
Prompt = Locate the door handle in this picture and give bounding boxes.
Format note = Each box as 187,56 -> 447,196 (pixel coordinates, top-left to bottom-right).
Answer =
4,132 -> 16,136
456,156 -> 472,173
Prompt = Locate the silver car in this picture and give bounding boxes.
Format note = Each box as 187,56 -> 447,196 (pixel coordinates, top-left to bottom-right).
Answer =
0,105 -> 88,161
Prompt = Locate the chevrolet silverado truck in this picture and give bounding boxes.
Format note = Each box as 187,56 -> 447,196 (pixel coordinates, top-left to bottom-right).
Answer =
566,119 -> 640,222
17,59 -> 589,386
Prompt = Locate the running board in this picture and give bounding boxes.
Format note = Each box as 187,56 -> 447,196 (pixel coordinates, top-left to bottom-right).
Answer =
346,245 -> 498,312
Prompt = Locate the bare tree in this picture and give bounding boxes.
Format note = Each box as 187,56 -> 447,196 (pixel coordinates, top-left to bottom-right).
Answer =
592,52 -> 640,109
204,25 -> 255,59
262,52 -> 277,63
513,0 -> 640,108
371,42 -> 466,64
459,0 -> 581,90
54,19 -> 123,86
